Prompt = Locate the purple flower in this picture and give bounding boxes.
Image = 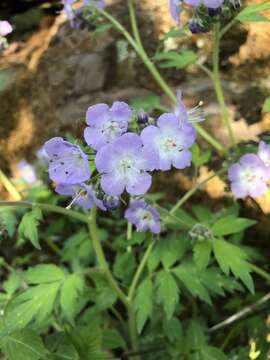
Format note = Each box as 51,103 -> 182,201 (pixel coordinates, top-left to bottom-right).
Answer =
258,141 -> 270,174
169,0 -> 182,24
185,0 -> 224,8
141,113 -> 196,171
103,195 -> 120,210
17,160 -> 37,184
0,21 -> 12,37
228,154 -> 270,199
56,183 -> 106,210
125,200 -> 161,234
174,90 -> 205,126
84,102 -> 132,151
44,137 -> 90,184
95,133 -> 157,196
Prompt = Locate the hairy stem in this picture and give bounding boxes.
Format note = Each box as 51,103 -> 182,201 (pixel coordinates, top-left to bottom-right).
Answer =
0,200 -> 89,223
128,241 -> 155,300
249,263 -> 270,283
212,23 -> 236,147
99,8 -> 226,154
88,206 -> 141,358
88,206 -> 129,306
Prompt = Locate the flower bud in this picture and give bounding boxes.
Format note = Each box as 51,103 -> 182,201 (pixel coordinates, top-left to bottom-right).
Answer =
103,195 -> 120,211
136,111 -> 149,125
189,19 -> 209,34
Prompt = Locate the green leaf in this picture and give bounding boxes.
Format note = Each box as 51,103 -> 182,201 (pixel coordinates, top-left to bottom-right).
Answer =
200,346 -> 228,360
191,144 -> 212,168
211,215 -> 256,236
162,27 -> 186,41
213,238 -> 254,293
60,274 -> 85,322
6,282 -> 61,329
186,320 -> 207,352
173,262 -> 211,304
102,329 -> 126,349
0,329 -> 48,360
24,264 -> 65,284
18,208 -> 43,249
262,97 -> 270,112
0,207 -> 17,237
94,23 -> 113,33
153,50 -> 197,69
156,270 -> 179,320
236,2 -> 270,23
113,252 -> 136,281
193,241 -> 212,271
192,205 -> 212,224
130,94 -> 161,112
134,278 -> 153,333
3,272 -> 22,297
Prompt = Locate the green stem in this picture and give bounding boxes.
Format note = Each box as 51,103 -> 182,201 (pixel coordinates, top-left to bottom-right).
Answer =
249,263 -> 270,283
220,19 -> 237,39
169,168 -> 227,217
0,170 -> 22,201
100,8 -> 226,155
127,0 -> 143,50
128,241 -> 154,300
88,206 -> 129,307
212,23 -> 236,147
0,200 -> 89,223
89,206 -> 141,358
127,306 -> 141,360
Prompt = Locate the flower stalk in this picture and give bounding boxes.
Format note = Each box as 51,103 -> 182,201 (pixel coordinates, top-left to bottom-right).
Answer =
212,23 -> 236,147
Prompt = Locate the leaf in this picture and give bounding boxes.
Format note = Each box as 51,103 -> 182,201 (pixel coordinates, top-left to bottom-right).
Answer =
186,320 -> 207,352
5,282 -> 61,329
236,2 -> 270,23
113,252 -> 136,281
213,238 -> 254,293
94,23 -> 113,33
18,208 -> 43,249
60,274 -> 85,322
262,97 -> 270,112
193,241 -> 212,271
211,215 -> 256,236
130,94 -> 161,112
3,272 -> 22,297
192,205 -> 212,224
102,329 -> 126,349
0,329 -> 48,360
157,235 -> 188,269
0,207 -> 17,237
191,144 -> 212,168
24,264 -> 65,284
200,346 -> 228,360
162,27 -> 186,41
153,50 -> 197,69
173,262 -> 211,304
134,278 -> 153,333
156,270 -> 179,320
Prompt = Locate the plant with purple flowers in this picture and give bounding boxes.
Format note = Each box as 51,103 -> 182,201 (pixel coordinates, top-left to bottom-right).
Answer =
1,1 -> 270,359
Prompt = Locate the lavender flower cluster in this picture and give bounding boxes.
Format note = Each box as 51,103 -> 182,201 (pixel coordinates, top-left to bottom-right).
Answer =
43,91 -> 200,234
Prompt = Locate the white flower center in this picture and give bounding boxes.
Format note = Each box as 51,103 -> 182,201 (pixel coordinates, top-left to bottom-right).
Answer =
159,136 -> 179,153
137,209 -> 153,223
102,120 -> 124,141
